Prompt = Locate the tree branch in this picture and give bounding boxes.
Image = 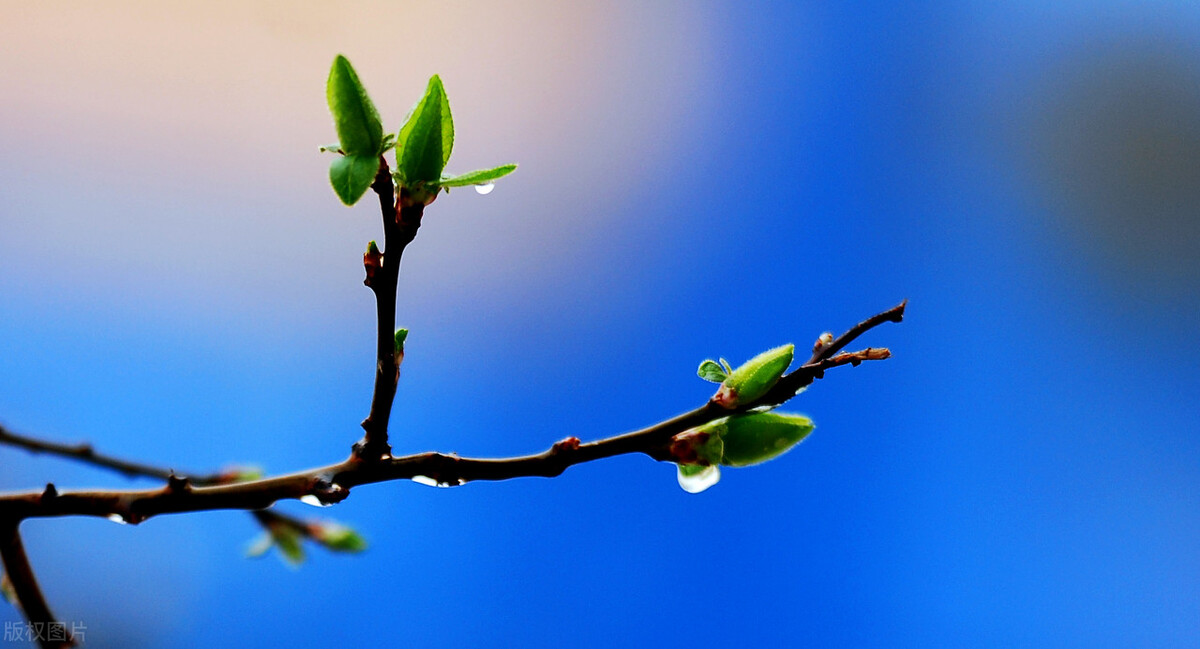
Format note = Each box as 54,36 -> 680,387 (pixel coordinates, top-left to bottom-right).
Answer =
0,521 -> 74,648
761,300 -> 907,406
0,302 -> 905,526
356,158 -> 425,461
0,424 -> 244,487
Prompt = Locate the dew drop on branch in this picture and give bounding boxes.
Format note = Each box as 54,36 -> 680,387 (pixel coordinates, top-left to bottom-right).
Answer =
411,475 -> 464,488
106,514 -> 128,525
299,494 -> 332,508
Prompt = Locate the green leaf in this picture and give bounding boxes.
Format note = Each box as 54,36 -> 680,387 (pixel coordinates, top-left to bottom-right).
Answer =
719,358 -> 733,375
271,527 -> 306,567
719,412 -> 814,468
220,464 -> 264,483
715,344 -> 794,408
326,55 -> 384,156
697,359 -> 728,383
395,75 -> 453,185
394,328 -> 408,354
245,532 -> 274,559
437,164 -> 518,188
329,154 -> 380,206
314,522 -> 368,553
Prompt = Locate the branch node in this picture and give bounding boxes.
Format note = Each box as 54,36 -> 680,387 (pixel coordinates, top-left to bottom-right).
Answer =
166,472 -> 191,493
552,437 -> 581,453
667,429 -> 713,465
309,479 -> 349,506
352,437 -> 393,463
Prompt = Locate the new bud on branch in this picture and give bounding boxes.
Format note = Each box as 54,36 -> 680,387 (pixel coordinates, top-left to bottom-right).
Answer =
718,412 -> 814,467
680,342 -> 817,492
671,412 -> 815,493
708,344 -> 794,408
363,240 -> 382,285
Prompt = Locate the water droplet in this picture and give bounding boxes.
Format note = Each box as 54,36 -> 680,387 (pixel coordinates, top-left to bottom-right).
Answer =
299,494 -> 331,508
411,475 -> 463,488
677,465 -> 720,494
474,182 -> 495,195
106,514 -> 128,525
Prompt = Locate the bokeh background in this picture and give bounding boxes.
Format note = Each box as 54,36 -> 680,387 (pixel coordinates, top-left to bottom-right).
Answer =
2,1 -> 1198,647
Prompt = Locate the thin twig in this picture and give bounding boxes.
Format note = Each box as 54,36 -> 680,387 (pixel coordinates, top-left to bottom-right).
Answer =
811,300 -> 907,364
0,521 -> 74,648
251,508 -> 331,542
0,302 -> 904,525
762,300 -> 907,405
357,158 -> 425,460
251,508 -> 307,531
0,424 -> 233,486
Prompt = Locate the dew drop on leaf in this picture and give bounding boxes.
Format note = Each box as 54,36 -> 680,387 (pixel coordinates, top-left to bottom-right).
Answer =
474,182 -> 495,195
677,465 -> 720,494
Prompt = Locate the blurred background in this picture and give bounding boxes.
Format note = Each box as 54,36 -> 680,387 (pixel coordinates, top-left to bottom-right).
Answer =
1,1 -> 1198,646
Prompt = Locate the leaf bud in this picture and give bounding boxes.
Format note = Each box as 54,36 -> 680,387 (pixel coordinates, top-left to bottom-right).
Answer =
713,344 -> 794,408
363,240 -> 382,285
718,412 -> 814,467
813,332 -> 834,354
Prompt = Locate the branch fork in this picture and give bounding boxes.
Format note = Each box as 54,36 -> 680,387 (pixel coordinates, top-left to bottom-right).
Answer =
0,150 -> 906,645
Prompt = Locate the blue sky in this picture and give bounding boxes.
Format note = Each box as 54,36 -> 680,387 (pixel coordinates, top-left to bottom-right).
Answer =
2,2 -> 1198,647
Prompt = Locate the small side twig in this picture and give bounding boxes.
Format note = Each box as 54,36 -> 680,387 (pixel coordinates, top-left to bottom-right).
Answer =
811,300 -> 906,364
764,300 -> 907,404
0,423 -> 234,486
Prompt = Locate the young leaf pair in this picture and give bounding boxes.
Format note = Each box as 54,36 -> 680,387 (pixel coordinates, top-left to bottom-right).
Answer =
325,54 -> 516,206
698,344 -> 795,408
246,517 -> 367,567
679,344 -> 812,493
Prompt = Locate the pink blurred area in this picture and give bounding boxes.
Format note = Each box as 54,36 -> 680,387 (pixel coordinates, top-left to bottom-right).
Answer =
0,1 -> 718,327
